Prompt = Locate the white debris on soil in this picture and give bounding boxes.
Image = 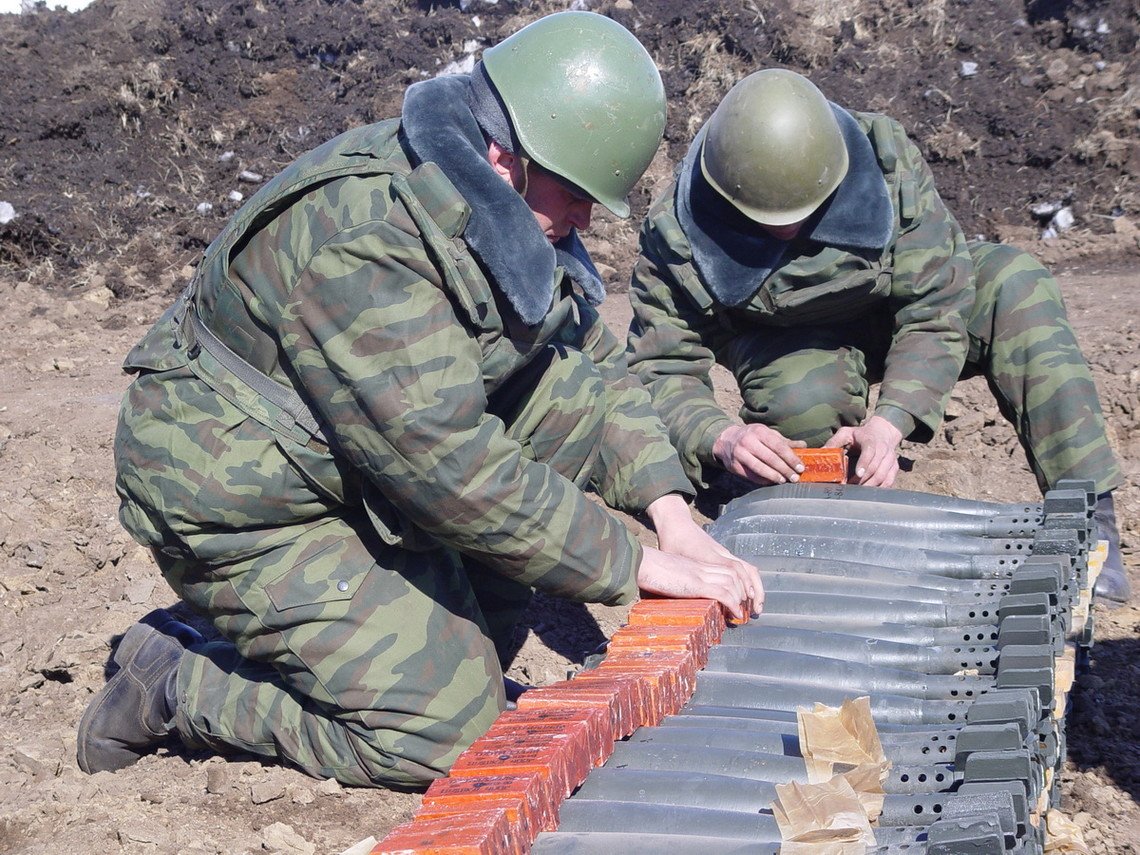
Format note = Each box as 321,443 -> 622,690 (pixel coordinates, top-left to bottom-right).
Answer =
0,201 -> 16,224
238,169 -> 264,183
959,61 -> 979,78
1034,202 -> 1076,239
0,0 -> 95,12
195,201 -> 213,215
436,39 -> 481,76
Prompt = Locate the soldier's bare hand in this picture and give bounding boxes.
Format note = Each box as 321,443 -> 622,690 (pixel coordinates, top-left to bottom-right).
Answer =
826,415 -> 902,486
713,423 -> 806,485
643,493 -> 763,621
636,546 -> 762,623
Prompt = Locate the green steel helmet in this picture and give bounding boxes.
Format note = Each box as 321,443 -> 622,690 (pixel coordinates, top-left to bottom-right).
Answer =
481,10 -> 666,218
700,68 -> 849,227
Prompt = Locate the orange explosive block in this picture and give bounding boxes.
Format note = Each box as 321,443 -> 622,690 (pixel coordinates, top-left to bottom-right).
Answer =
372,805 -> 518,855
794,447 -> 849,483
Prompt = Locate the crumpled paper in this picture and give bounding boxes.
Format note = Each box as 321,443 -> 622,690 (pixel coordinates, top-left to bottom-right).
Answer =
772,696 -> 892,851
797,695 -> 891,818
773,776 -> 875,854
1044,809 -> 1092,853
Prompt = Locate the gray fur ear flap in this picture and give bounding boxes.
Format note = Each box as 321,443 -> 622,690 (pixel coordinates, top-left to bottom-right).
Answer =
468,62 -> 517,155
808,105 -> 894,250
554,230 -> 606,306
401,73 -> 558,326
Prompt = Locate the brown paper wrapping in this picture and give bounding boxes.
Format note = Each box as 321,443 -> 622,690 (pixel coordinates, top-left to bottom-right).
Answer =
1044,809 -> 1092,853
772,696 -> 893,849
773,776 -> 875,854
796,695 -> 890,818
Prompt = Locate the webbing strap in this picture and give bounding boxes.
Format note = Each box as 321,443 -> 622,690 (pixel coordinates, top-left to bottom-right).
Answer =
188,310 -> 329,446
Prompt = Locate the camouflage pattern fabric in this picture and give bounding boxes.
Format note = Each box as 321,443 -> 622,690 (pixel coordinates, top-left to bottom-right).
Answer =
628,111 -> 1121,496
114,119 -> 692,787
961,241 -> 1121,495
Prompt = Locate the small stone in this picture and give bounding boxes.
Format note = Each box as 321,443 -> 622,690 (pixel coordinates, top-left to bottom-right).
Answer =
250,780 -> 286,804
287,784 -> 314,805
81,286 -> 114,308
260,821 -> 315,855
314,777 -> 343,797
205,764 -> 230,794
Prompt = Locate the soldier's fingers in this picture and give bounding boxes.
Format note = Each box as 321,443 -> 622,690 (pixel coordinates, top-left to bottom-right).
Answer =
691,571 -> 748,622
738,446 -> 799,484
857,445 -> 897,486
824,427 -> 855,449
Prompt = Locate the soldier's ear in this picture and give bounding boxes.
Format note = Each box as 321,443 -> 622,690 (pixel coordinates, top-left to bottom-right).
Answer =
487,140 -> 514,181
487,140 -> 525,193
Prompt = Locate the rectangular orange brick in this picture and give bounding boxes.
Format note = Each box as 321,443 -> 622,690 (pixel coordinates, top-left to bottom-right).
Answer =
481,717 -> 607,768
422,771 -> 557,834
794,447 -> 849,483
602,647 -> 700,678
467,725 -> 594,785
627,598 -> 725,644
493,706 -> 615,755
594,661 -> 685,718
448,740 -> 586,798
606,627 -> 711,668
419,773 -> 554,841
607,625 -> 701,652
598,648 -> 701,704
565,672 -> 654,735
610,619 -> 709,648
517,682 -> 634,743
373,806 -> 517,855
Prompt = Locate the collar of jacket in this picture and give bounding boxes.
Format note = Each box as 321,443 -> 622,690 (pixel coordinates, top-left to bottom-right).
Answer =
675,104 -> 894,308
399,74 -> 605,327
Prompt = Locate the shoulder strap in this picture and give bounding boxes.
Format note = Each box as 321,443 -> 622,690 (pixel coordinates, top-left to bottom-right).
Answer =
186,308 -> 329,446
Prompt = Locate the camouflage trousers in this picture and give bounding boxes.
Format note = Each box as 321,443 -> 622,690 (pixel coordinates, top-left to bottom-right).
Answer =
724,241 -> 1122,495
161,344 -> 606,789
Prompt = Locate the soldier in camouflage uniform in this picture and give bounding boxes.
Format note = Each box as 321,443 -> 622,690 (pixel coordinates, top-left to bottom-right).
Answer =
76,12 -> 762,789
626,69 -> 1129,603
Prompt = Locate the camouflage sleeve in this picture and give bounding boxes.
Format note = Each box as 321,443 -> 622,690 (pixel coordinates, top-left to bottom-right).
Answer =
262,202 -> 641,606
560,296 -> 695,512
874,121 -> 975,443
626,211 -> 736,489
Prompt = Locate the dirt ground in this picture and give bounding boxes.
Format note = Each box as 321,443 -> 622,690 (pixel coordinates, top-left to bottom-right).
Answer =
0,0 -> 1138,853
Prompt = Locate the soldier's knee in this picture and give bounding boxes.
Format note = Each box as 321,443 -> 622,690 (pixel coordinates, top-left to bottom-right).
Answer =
970,242 -> 1061,309
351,693 -> 503,790
744,384 -> 864,445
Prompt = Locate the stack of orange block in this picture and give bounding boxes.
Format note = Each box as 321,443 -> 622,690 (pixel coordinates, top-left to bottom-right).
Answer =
371,447 -> 847,854
371,598 -> 725,855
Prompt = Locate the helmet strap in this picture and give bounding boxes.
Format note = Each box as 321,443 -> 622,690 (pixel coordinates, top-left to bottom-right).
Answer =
515,153 -> 531,197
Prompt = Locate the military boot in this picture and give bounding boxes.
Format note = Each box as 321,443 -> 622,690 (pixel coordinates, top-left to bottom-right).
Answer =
77,608 -> 204,773
1092,492 -> 1131,606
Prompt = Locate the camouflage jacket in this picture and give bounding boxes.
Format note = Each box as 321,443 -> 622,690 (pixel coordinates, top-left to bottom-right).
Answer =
116,78 -> 691,606
627,109 -> 974,486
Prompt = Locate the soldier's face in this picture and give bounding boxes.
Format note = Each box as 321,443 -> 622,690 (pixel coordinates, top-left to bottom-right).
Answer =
487,140 -> 594,242
522,164 -> 594,242
758,218 -> 809,241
